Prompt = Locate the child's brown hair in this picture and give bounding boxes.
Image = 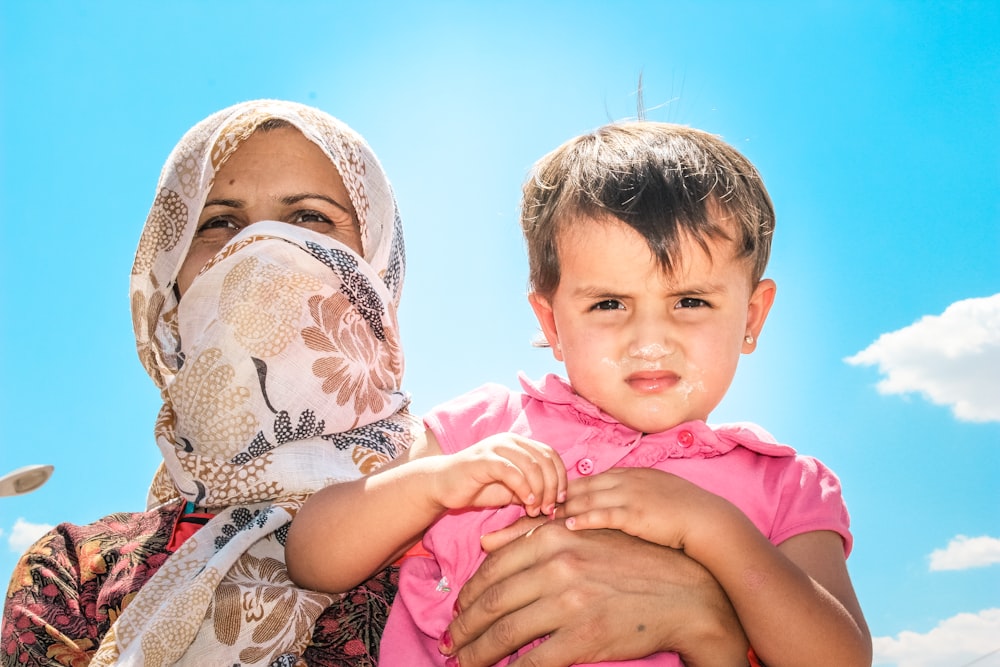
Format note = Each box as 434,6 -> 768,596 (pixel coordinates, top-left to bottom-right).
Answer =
521,122 -> 775,298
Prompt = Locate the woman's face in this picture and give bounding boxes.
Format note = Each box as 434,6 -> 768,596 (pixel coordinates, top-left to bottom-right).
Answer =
176,126 -> 362,297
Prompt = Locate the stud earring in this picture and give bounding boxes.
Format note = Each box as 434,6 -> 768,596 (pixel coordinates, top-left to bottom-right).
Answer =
744,334 -> 755,345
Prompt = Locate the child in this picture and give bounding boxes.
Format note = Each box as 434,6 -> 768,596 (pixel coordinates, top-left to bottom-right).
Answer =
286,122 -> 872,667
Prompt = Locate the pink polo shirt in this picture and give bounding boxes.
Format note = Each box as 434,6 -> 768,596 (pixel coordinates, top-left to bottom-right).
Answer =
380,374 -> 852,666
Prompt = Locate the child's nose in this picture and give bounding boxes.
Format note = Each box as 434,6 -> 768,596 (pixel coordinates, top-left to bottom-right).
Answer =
627,317 -> 675,360
629,341 -> 671,360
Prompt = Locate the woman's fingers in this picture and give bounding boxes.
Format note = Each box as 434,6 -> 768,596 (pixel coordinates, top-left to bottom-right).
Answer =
448,524 -> 574,666
452,521 -> 749,666
479,515 -> 548,553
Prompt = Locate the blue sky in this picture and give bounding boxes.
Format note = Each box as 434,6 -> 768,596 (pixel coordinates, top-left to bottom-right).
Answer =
1,2 -> 998,665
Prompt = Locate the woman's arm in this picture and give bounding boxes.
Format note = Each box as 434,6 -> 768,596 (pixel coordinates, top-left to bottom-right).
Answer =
285,431 -> 567,593
444,519 -> 750,667
562,468 -> 872,667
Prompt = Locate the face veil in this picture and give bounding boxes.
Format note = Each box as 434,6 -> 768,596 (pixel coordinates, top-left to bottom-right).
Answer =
93,100 -> 419,666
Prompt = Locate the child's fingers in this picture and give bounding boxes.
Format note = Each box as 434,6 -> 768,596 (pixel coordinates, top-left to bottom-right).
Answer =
544,445 -> 568,515
497,444 -> 548,516
564,507 -> 625,532
454,434 -> 567,516
561,474 -> 627,527
505,436 -> 567,517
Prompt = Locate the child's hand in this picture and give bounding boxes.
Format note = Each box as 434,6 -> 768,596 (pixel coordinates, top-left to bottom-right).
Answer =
430,434 -> 568,518
560,468 -> 724,551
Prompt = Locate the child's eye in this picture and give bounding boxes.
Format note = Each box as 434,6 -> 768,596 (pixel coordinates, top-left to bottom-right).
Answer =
591,299 -> 624,311
677,297 -> 709,309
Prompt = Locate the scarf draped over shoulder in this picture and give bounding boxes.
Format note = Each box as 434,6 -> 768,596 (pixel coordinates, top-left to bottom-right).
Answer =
92,100 -> 420,666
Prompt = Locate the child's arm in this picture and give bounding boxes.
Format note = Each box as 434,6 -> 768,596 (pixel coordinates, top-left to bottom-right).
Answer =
285,430 -> 567,594
561,468 -> 871,667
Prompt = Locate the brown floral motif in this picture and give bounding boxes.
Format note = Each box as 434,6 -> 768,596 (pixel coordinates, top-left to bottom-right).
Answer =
211,553 -> 331,664
8,531 -> 57,591
77,538 -> 109,584
352,446 -> 390,475
175,449 -> 282,509
132,575 -> 215,667
337,134 -> 370,224
270,493 -> 312,519
131,288 -> 166,385
219,255 -> 323,358
132,188 -> 186,275
146,461 -> 181,507
301,293 -> 403,416
173,149 -> 202,199
211,115 -> 259,172
197,233 -> 260,277
168,348 -> 258,461
47,637 -> 95,667
297,108 -> 369,226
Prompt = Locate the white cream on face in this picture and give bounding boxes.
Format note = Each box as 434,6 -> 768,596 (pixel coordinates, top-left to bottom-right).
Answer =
601,342 -> 675,369
601,356 -> 625,369
631,342 -> 671,360
674,377 -> 705,403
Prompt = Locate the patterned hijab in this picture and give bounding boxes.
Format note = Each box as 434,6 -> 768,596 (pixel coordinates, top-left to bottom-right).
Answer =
92,100 -> 420,666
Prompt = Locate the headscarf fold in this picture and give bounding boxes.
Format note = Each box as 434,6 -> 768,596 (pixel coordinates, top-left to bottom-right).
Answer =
92,100 -> 419,666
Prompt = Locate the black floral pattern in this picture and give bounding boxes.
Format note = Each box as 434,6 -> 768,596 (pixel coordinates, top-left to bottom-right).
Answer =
305,242 -> 386,341
322,418 -> 404,458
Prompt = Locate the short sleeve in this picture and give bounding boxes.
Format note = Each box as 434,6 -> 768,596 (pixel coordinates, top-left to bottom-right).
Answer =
770,455 -> 853,556
423,383 -> 523,455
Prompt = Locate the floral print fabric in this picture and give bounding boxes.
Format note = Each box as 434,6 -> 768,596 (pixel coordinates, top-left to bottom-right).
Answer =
2,501 -> 398,666
3,100 -> 418,666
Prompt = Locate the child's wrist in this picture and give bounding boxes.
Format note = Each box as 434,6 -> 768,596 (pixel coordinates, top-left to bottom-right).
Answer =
682,493 -> 743,562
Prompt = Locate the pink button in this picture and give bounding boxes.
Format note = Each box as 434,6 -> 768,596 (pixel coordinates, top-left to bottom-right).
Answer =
678,430 -> 694,447
576,458 -> 595,475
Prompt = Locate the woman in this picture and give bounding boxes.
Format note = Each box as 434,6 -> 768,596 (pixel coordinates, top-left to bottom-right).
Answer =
2,100 -> 748,667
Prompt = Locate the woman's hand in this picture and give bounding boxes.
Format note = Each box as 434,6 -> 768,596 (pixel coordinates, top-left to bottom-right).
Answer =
444,519 -> 749,667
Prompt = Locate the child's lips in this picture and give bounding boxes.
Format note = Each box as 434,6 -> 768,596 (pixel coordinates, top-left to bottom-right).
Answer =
626,370 -> 679,393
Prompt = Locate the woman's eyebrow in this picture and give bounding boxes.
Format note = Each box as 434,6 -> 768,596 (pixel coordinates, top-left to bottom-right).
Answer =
281,192 -> 353,215
203,198 -> 244,208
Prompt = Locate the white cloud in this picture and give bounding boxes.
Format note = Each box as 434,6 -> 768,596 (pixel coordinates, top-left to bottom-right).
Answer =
930,535 -> 1000,571
873,609 -> 1000,667
7,517 -> 54,553
845,294 -> 1000,423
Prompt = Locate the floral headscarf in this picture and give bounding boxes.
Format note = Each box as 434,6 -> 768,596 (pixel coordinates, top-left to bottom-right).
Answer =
92,100 -> 419,666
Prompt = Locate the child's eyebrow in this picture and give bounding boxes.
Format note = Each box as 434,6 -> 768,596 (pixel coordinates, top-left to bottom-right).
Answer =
571,285 -> 629,299
663,281 -> 731,297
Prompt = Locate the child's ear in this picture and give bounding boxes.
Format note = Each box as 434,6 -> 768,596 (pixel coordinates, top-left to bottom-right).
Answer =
528,292 -> 564,362
743,278 -> 777,354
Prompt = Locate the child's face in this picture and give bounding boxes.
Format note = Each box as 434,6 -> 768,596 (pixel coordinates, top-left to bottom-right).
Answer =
529,215 -> 775,433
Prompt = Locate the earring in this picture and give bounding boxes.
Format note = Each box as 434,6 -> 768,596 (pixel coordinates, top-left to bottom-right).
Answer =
744,334 -> 755,345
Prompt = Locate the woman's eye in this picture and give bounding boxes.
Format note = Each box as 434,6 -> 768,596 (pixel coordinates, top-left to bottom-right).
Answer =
591,299 -> 624,311
677,297 -> 709,309
196,216 -> 239,233
290,210 -> 332,226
